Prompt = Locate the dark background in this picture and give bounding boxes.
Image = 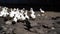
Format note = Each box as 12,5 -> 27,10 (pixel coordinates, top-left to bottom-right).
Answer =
0,0 -> 60,11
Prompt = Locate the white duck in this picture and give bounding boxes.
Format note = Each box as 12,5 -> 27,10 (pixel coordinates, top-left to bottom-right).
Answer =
40,8 -> 45,13
19,13 -> 26,20
16,8 -> 20,13
13,8 -> 16,11
15,9 -> 26,21
22,8 -> 25,11
13,17 -> 17,22
30,8 -> 36,19
24,10 -> 29,19
14,8 -> 21,20
20,9 -> 24,14
3,7 -> 9,17
9,8 -> 16,18
0,7 -> 9,17
0,8 -> 5,17
40,8 -> 45,16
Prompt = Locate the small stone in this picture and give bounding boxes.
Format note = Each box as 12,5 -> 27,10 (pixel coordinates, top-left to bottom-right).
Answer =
37,14 -> 40,16
51,27 -> 55,29
5,21 -> 12,25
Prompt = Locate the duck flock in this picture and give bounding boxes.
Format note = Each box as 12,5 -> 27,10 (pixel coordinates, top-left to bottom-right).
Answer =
0,6 -> 45,22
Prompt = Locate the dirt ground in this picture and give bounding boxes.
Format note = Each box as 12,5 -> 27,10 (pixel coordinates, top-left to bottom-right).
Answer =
0,11 -> 60,34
